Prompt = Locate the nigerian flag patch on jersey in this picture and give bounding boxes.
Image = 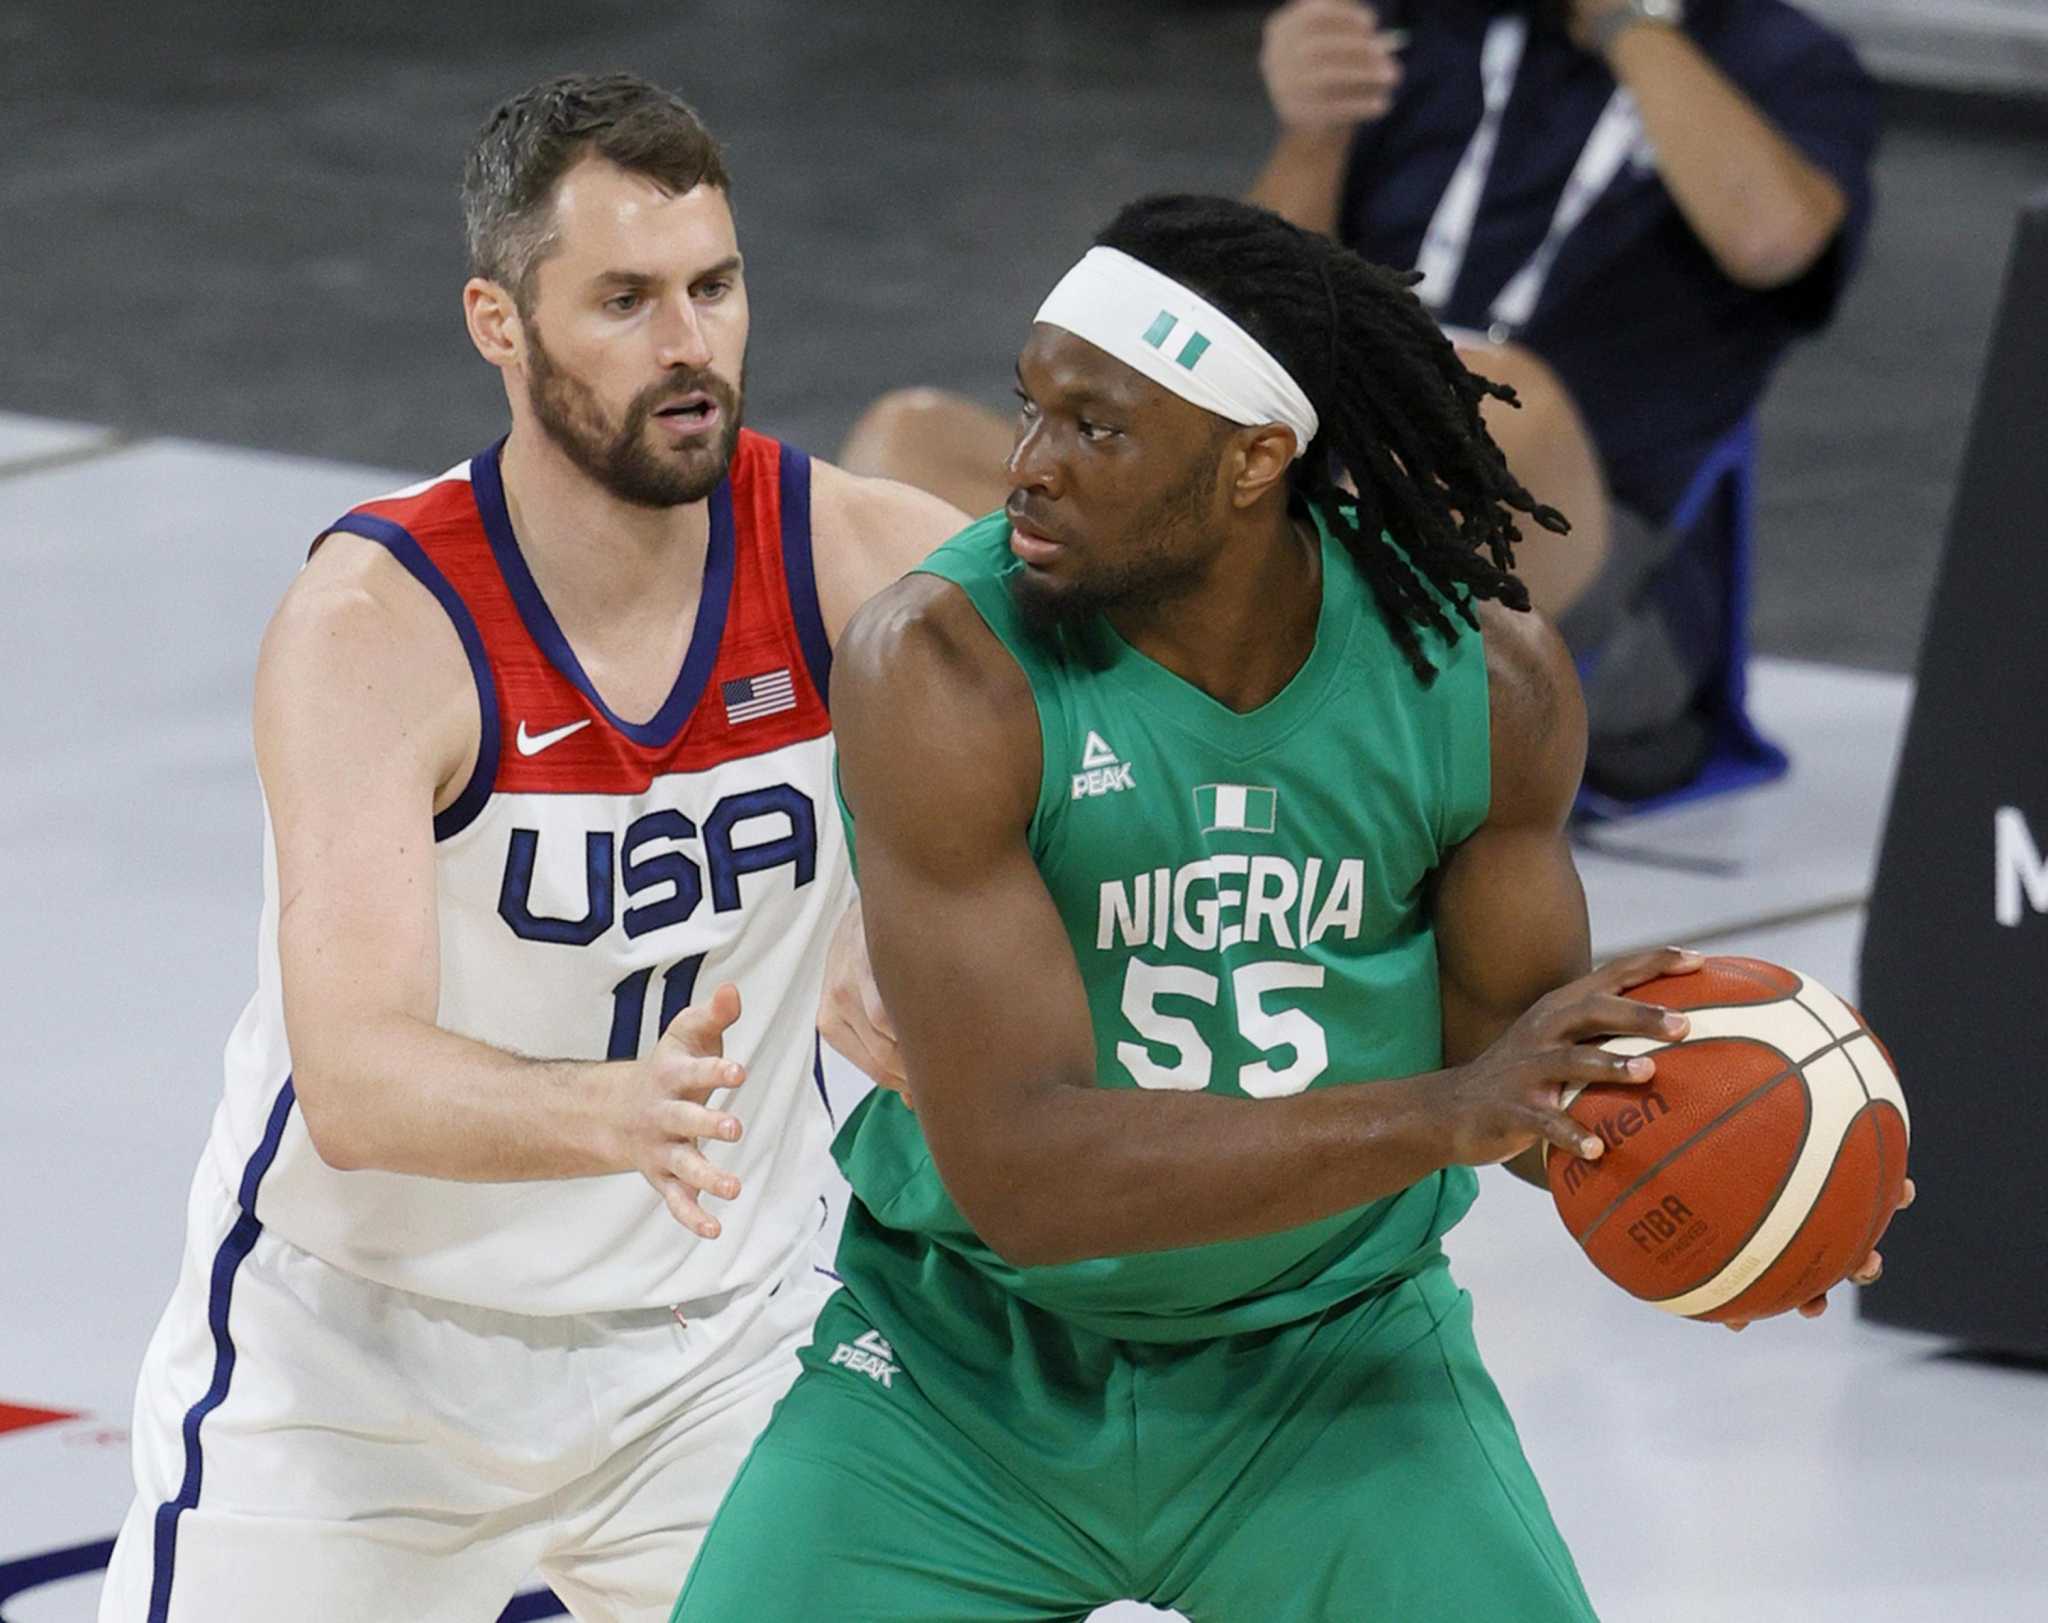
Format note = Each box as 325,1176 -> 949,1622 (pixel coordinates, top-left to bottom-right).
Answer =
1195,783 -> 1278,834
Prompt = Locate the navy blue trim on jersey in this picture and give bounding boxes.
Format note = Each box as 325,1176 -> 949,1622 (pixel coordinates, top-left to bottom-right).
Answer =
147,1078 -> 297,1623
327,514 -> 501,841
472,439 -> 736,750
776,446 -> 832,708
811,1034 -> 835,1127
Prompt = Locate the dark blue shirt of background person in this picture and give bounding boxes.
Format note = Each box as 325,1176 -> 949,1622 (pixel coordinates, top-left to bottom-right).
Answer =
1342,0 -> 1878,527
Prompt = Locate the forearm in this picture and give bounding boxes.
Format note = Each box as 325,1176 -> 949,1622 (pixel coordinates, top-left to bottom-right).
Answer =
1605,25 -> 1844,288
1246,130 -> 1354,236
938,1072 -> 1457,1267
291,1010 -> 623,1180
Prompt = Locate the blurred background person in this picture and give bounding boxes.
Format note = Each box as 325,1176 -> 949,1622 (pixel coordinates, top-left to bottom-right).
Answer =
842,0 -> 1877,801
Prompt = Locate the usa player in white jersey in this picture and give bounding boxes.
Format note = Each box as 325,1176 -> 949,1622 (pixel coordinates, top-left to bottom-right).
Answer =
100,74 -> 958,1623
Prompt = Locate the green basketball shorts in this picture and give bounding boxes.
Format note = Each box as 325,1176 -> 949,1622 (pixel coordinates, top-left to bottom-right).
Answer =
674,1213 -> 1596,1622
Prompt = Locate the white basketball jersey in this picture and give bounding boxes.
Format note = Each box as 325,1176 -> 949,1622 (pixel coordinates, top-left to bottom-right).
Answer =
197,430 -> 852,1314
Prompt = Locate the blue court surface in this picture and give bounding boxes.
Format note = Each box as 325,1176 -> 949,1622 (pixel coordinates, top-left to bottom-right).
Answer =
3,417 -> 2043,1620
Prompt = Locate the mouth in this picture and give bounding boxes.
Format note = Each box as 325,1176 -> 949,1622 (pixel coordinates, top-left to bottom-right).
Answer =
1007,507 -> 1066,567
651,392 -> 721,439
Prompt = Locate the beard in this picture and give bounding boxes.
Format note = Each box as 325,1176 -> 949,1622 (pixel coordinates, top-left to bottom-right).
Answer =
524,324 -> 745,509
1006,450 -> 1219,634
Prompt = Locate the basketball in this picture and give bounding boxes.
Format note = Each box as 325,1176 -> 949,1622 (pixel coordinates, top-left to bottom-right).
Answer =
1545,956 -> 1910,1323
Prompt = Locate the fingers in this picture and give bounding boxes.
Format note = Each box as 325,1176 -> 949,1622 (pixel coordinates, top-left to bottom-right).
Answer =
1553,993 -> 1690,1046
656,1177 -> 724,1241
659,1097 -> 744,1146
1536,1107 -> 1609,1163
650,1140 -> 743,1240
659,981 -> 744,1058
1552,1046 -> 1659,1090
1264,0 -> 1405,128
1599,946 -> 1705,993
1849,1249 -> 1883,1287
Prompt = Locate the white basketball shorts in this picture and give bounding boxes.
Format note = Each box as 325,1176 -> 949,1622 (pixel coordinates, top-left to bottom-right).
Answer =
99,1157 -> 834,1622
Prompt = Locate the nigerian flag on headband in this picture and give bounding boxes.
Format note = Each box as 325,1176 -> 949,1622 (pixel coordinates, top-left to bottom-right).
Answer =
1195,783 -> 1278,834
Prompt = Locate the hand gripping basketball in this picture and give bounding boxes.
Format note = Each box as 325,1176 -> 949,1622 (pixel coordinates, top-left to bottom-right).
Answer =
621,982 -> 749,1239
1441,947 -> 1703,1167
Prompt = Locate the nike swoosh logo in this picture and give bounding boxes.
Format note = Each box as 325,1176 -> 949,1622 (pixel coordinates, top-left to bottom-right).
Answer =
516,718 -> 593,756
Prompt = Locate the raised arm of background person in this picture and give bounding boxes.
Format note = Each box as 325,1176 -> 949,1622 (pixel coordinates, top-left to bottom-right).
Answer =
1434,603 -> 1694,1187
1246,0 -> 1404,235
806,459 -> 970,1094
1574,1 -> 1849,289
833,574 -> 1691,1268
257,534 -> 748,1237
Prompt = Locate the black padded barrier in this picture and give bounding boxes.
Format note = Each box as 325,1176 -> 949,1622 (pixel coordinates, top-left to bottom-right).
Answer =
1859,188 -> 2048,1355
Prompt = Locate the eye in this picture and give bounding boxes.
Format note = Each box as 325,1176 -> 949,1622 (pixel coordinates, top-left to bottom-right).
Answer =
605,291 -> 642,313
1012,389 -> 1040,421
1080,420 -> 1121,443
696,278 -> 732,301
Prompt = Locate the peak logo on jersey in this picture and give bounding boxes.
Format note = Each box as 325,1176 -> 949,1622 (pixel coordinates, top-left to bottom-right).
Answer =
1073,731 -> 1136,800
515,717 -> 593,757
1196,783 -> 1278,835
827,1329 -> 900,1388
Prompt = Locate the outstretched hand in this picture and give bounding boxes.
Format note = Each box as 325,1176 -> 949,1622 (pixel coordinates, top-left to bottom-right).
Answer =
1722,1178 -> 1916,1332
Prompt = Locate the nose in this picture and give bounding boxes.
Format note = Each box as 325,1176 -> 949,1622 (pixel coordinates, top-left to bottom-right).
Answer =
1005,414 -> 1063,500
652,295 -> 713,371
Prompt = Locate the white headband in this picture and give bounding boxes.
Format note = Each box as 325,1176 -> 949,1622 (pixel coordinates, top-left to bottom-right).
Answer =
1033,246 -> 1320,459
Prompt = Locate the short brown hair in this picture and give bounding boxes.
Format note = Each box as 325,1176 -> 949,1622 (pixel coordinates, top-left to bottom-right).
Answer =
462,73 -> 731,308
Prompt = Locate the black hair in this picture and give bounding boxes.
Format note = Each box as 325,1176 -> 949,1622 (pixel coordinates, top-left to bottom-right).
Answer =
1094,194 -> 1569,683
463,73 -> 730,310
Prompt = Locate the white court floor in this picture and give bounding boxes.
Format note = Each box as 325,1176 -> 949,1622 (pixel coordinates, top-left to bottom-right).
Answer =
2,418 -> 2043,1622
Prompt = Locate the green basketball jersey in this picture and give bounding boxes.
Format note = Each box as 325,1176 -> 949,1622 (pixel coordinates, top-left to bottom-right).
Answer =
834,505 -> 1493,1342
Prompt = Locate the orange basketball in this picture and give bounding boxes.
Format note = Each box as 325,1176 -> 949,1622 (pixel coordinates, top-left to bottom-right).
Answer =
1545,955 -> 1910,1323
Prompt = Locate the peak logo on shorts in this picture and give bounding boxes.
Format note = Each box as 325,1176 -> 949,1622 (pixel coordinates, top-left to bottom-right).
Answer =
827,1329 -> 900,1388
1072,731 -> 1135,800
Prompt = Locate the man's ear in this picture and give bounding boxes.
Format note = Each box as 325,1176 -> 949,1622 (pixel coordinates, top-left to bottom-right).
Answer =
464,277 -> 523,371
1229,422 -> 1301,510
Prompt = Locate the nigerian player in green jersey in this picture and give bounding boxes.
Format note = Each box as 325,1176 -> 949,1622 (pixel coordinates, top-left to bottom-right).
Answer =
675,194 -> 1727,1621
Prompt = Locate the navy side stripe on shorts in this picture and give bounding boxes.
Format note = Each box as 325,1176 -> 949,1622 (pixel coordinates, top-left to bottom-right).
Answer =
146,1077 -> 297,1623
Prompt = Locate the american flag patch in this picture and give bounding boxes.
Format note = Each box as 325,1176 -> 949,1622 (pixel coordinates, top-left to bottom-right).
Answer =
722,668 -> 797,725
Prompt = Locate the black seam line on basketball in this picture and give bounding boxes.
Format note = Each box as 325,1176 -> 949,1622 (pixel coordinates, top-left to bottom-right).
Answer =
1572,1055 -> 1804,1249
0,430 -> 135,482
1571,1028 -> 1862,1253
1835,1016 -> 1899,1267
1604,895 -> 1868,958
1589,1025 -> 1870,1302
1856,1108 -> 1891,1275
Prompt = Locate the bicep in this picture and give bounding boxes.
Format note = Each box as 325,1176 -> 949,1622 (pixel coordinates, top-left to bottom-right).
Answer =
1436,604 -> 1592,1065
1433,820 -> 1590,1067
809,464 -> 971,646
834,587 -> 1095,1230
854,808 -> 1098,1174
254,560 -> 466,1049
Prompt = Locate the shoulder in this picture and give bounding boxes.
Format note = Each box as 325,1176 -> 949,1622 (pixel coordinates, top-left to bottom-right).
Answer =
1711,0 -> 1876,94
805,455 -> 973,641
1474,599 -> 1586,829
834,570 -> 1042,823
836,571 -> 1035,737
255,532 -> 474,766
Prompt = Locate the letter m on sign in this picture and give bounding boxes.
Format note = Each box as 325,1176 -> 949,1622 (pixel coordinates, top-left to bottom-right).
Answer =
1995,806 -> 2048,926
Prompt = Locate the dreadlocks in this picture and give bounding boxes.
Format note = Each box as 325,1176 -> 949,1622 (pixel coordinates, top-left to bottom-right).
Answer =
1094,194 -> 1569,683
